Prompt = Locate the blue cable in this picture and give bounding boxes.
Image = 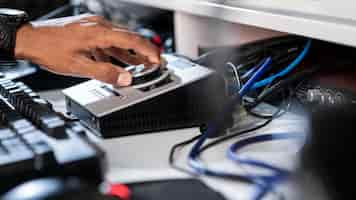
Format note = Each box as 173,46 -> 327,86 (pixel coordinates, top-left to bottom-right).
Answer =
242,66 -> 258,79
227,133 -> 305,200
252,172 -> 289,200
240,58 -> 268,80
239,57 -> 272,96
251,39 -> 312,90
187,38 -> 311,198
188,57 -> 273,178
189,57 -> 272,159
227,133 -> 304,174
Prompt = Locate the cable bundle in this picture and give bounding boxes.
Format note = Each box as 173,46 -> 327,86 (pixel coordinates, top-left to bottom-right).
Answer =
170,38 -> 313,200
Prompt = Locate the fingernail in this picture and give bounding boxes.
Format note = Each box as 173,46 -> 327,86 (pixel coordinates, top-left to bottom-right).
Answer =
117,72 -> 132,86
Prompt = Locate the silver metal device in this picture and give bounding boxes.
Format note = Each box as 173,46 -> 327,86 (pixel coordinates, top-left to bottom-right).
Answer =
63,55 -> 217,137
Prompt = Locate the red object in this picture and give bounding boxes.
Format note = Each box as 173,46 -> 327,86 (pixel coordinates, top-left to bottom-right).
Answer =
152,35 -> 162,46
109,183 -> 131,200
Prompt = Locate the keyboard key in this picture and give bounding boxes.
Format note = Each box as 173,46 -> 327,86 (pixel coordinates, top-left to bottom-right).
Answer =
31,141 -> 56,168
0,146 -> 7,156
28,92 -> 40,99
15,82 -> 26,87
23,89 -> 33,94
0,82 -> 15,89
22,131 -> 45,144
13,125 -> 36,135
0,100 -> 24,123
4,85 -> 18,91
31,141 -> 52,155
3,89 -> 67,139
0,143 -> 35,174
2,138 -> 25,149
0,129 -> 16,140
2,138 -> 34,162
9,119 -> 33,131
40,116 -> 66,138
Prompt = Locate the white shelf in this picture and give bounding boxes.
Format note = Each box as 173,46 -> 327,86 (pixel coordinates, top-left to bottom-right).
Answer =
119,0 -> 356,48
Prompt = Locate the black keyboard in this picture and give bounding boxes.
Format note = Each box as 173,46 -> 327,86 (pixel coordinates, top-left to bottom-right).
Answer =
0,79 -> 105,194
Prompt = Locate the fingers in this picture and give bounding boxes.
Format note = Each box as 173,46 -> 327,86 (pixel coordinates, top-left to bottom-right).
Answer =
73,56 -> 132,86
86,25 -> 161,64
77,16 -> 161,64
63,15 -> 161,86
103,47 -> 153,66
92,49 -> 110,62
110,30 -> 161,64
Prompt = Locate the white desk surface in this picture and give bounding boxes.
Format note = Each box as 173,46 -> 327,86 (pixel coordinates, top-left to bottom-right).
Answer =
40,90 -> 307,200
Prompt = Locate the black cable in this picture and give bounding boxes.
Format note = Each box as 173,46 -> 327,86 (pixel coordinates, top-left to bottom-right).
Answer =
246,108 -> 279,119
192,102 -> 289,200
243,66 -> 318,120
245,86 -> 292,119
243,81 -> 277,119
170,136 -> 267,184
168,118 -> 275,182
168,134 -> 256,184
168,112 -> 277,179
168,100 -> 289,200
199,118 -> 272,154
168,76 -> 289,177
169,134 -> 202,176
198,99 -> 286,155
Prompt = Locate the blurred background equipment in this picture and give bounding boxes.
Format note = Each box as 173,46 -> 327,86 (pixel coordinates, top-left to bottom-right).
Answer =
0,0 -> 68,19
299,104 -> 356,200
82,0 -> 175,53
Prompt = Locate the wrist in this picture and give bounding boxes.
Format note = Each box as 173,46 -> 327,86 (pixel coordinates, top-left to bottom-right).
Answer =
15,23 -> 34,60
